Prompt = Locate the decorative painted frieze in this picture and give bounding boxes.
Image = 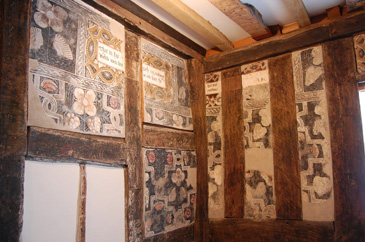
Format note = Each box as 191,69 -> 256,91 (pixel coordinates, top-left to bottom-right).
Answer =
28,0 -> 126,137
241,60 -> 276,219
143,148 -> 196,237
141,39 -> 193,130
354,34 -> 365,73
205,72 -> 225,218
292,46 -> 334,221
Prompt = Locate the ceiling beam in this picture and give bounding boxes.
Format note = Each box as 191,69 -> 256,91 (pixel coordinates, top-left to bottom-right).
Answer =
282,0 -> 311,27
151,0 -> 234,51
208,0 -> 271,39
346,0 -> 365,12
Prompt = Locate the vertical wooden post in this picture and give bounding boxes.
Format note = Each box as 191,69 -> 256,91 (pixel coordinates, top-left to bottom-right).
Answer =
269,54 -> 302,220
324,37 -> 365,241
188,59 -> 209,242
125,31 -> 144,242
222,67 -> 245,218
0,0 -> 31,240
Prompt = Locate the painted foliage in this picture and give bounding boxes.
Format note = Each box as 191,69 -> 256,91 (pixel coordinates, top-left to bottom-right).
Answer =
241,60 -> 276,219
143,148 -> 196,237
205,72 -> 224,218
292,46 -> 334,221
28,0 -> 125,137
354,34 -> 365,73
141,39 -> 193,130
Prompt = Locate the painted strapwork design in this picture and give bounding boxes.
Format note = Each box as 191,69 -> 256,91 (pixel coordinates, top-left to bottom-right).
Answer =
28,0 -> 125,137
354,34 -> 365,73
144,148 -> 196,237
205,72 -> 224,218
292,46 -> 334,221
141,39 -> 193,130
241,60 -> 276,219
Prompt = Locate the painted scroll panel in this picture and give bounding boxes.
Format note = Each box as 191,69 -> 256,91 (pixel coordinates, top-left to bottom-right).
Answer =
241,60 -> 276,219
354,34 -> 365,73
141,39 -> 193,130
143,148 -> 196,237
292,46 -> 334,221
28,0 -> 125,137
205,72 -> 224,218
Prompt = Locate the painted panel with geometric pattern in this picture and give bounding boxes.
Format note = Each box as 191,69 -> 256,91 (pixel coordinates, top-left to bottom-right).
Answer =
28,0 -> 125,137
354,34 -> 365,73
292,46 -> 334,221
141,38 -> 193,131
143,148 -> 196,237
241,60 -> 276,219
205,72 -> 224,218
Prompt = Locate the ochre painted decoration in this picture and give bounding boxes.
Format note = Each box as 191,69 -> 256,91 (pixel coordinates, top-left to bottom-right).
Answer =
354,34 -> 365,73
143,148 -> 196,237
292,46 -> 334,221
241,60 -> 276,219
28,0 -> 126,137
205,72 -> 224,219
141,38 -> 193,130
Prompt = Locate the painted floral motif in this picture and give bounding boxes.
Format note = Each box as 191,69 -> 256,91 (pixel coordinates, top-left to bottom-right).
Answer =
64,112 -> 80,129
166,153 -> 173,165
109,96 -> 119,109
86,117 -> 101,133
73,88 -> 97,116
171,168 -> 185,186
147,151 -> 156,164
33,0 -> 68,32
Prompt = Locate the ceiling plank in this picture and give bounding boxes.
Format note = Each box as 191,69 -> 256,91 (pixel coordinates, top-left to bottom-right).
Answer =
346,0 -> 365,12
151,0 -> 234,51
208,0 -> 271,39
282,0 -> 311,27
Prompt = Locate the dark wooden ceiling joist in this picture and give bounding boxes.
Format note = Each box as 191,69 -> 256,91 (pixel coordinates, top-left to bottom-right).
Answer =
346,0 -> 365,12
81,0 -> 206,59
282,0 -> 311,27
204,10 -> 365,73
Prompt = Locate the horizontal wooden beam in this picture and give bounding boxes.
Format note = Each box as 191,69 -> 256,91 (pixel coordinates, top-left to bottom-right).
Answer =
282,0 -> 311,27
209,219 -> 334,242
151,0 -> 233,51
203,11 -> 365,73
346,0 -> 365,12
208,0 -> 271,38
142,125 -> 195,150
27,127 -> 127,165
82,0 -> 204,60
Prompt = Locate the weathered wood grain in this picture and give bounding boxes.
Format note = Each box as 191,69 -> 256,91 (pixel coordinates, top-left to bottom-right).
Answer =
76,164 -> 87,242
143,224 -> 194,242
222,67 -> 245,218
27,127 -> 127,164
187,59 -> 208,242
143,125 -> 195,150
282,0 -> 311,27
0,0 -> 30,241
323,38 -> 365,242
269,54 -> 302,220
204,11 -> 365,73
84,0 -> 203,60
125,31 -> 144,242
209,218 -> 334,242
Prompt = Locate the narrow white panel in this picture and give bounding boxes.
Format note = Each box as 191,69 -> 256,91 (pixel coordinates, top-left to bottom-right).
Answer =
85,165 -> 125,242
22,161 -> 79,242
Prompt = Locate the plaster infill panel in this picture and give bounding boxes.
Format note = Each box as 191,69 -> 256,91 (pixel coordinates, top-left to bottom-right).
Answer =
292,46 -> 334,221
28,0 -> 126,138
241,60 -> 276,219
205,72 -> 225,219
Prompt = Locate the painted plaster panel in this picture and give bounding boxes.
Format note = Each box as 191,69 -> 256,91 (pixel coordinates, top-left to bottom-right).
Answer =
28,0 -> 126,137
241,60 -> 276,219
292,46 -> 334,221
141,39 -> 193,130
354,34 -> 365,73
143,148 -> 196,237
205,72 -> 225,219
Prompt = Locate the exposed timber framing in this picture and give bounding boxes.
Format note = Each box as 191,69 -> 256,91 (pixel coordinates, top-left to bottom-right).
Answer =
203,10 -> 365,73
151,0 -> 234,51
346,0 -> 365,12
208,0 -> 271,40
282,0 -> 311,27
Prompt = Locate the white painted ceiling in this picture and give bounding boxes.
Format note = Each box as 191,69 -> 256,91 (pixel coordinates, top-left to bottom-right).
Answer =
132,0 -> 346,49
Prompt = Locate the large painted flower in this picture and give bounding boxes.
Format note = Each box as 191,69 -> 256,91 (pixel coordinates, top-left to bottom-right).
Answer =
34,0 -> 68,33
147,151 -> 156,164
73,88 -> 97,116
171,168 -> 185,186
